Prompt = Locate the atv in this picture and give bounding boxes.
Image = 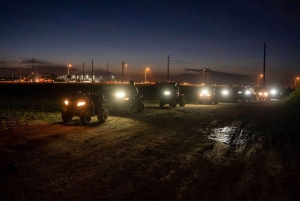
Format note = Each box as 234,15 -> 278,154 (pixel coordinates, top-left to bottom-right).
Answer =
111,91 -> 145,113
158,82 -> 186,108
62,91 -> 109,125
198,84 -> 219,104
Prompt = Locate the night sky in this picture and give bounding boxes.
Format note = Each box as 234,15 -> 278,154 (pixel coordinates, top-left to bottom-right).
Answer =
1,0 -> 299,85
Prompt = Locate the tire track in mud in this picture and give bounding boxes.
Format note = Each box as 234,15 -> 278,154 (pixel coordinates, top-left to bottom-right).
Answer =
143,104 -> 269,200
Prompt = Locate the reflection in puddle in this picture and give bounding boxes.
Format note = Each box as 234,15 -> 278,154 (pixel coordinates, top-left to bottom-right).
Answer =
208,126 -> 239,144
205,122 -> 261,162
208,125 -> 255,146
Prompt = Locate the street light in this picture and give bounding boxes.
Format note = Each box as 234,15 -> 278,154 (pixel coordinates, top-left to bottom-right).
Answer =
68,62 -> 72,82
145,68 -> 149,83
258,74 -> 263,87
294,77 -> 299,88
125,64 -> 129,82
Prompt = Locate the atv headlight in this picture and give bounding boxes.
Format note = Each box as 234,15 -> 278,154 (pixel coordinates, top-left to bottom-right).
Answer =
116,92 -> 125,98
238,91 -> 242,94
245,90 -> 251,95
164,91 -> 171,95
222,90 -> 229,95
259,92 -> 263,96
77,101 -> 86,106
201,89 -> 208,95
264,92 -> 268,97
270,89 -> 277,95
64,100 -> 69,105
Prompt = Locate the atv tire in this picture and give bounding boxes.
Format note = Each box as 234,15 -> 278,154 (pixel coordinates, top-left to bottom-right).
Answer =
214,98 -> 219,104
97,107 -> 109,123
137,102 -> 145,112
179,99 -> 186,107
129,104 -> 134,113
159,102 -> 164,108
80,110 -> 92,125
170,100 -> 177,108
62,112 -> 72,123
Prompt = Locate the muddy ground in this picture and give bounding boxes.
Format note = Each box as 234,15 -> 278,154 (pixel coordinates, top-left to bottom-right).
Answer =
0,101 -> 300,201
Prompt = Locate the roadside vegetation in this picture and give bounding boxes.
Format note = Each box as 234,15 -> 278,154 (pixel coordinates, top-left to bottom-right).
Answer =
0,97 -> 62,131
276,88 -> 300,145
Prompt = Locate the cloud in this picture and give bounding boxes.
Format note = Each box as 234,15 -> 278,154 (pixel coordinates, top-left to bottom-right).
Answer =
183,68 -> 252,85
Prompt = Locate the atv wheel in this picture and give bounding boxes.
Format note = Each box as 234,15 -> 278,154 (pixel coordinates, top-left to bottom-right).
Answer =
80,110 -> 92,125
62,112 -> 72,123
170,100 -> 177,108
97,107 -> 109,123
129,104 -> 134,113
179,99 -> 186,107
159,102 -> 164,108
137,102 -> 145,112
214,98 -> 219,104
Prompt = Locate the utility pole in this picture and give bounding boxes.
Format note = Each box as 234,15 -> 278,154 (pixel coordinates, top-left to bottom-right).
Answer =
83,62 -> 85,81
263,42 -> 266,86
204,69 -> 208,83
92,59 -> 94,82
167,55 -> 170,81
18,60 -> 21,83
27,64 -> 29,83
32,58 -> 35,82
122,61 -> 125,82
107,62 -> 109,82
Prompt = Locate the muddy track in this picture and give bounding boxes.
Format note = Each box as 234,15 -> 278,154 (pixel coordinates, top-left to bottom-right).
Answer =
0,101 -> 299,200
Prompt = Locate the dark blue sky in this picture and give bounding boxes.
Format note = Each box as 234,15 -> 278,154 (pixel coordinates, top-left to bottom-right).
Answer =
1,0 -> 299,85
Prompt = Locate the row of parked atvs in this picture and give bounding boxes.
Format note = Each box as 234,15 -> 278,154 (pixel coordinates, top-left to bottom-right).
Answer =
61,84 -> 185,125
61,91 -> 144,125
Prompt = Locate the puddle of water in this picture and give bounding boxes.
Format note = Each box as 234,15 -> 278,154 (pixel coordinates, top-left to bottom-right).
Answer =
208,123 -> 256,146
208,126 -> 239,144
204,122 -> 261,162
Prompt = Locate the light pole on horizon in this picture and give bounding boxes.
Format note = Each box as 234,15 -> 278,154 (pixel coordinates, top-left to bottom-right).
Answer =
294,77 -> 299,88
125,64 -> 129,82
258,74 -> 263,87
145,68 -> 149,83
68,62 -> 72,82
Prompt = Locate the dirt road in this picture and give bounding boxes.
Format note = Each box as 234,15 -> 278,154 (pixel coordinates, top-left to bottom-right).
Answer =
0,101 -> 299,200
